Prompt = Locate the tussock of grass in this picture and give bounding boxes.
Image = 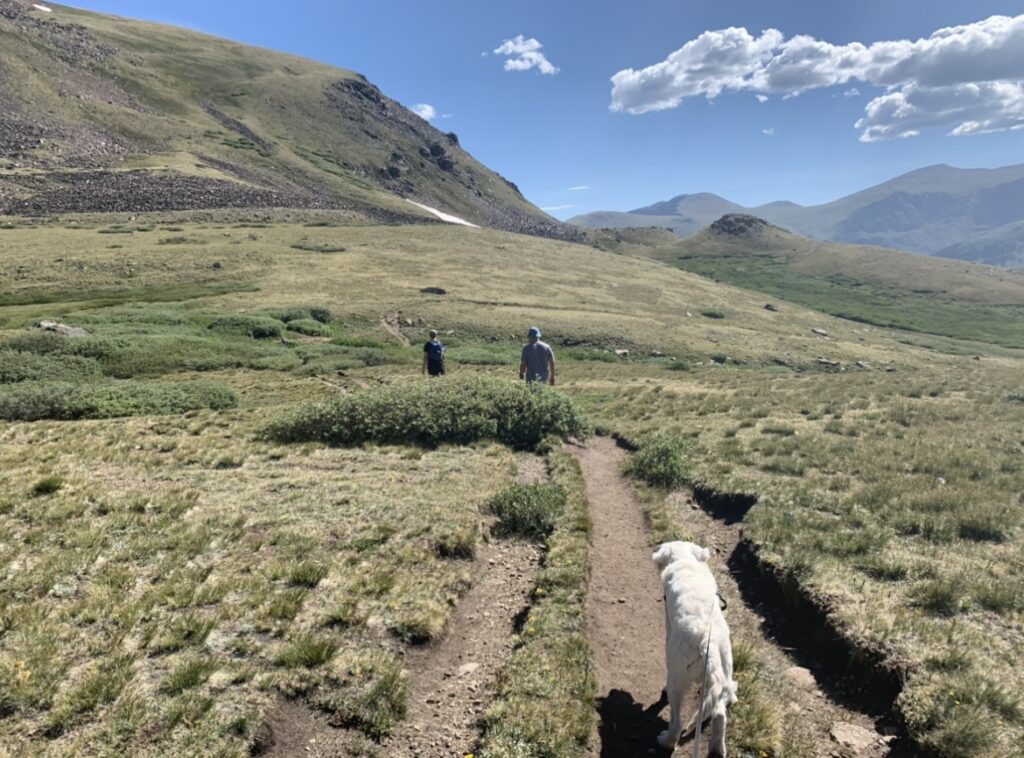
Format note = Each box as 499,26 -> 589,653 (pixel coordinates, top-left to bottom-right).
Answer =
480,450 -> 595,757
161,657 -> 219,695
488,483 -> 566,539
265,377 -> 589,450
275,633 -> 338,669
312,646 -> 408,739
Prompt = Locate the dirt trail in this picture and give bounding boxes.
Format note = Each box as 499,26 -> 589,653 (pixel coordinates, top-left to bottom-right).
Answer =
574,437 -> 677,757
381,312 -> 412,347
262,457 -> 544,757
380,538 -> 541,757
575,438 -> 897,758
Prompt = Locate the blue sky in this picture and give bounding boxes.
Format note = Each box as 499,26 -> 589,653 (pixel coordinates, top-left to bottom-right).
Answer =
73,0 -> 1024,218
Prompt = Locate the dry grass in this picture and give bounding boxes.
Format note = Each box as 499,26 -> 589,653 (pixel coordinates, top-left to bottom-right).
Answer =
2,218 -> 1023,755
0,404 -> 515,754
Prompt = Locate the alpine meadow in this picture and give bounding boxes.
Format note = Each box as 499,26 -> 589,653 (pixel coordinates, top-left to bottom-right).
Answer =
1,2 -> 1023,758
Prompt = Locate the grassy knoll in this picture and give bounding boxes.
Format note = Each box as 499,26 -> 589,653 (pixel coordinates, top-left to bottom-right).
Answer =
1,217 -> 1023,755
591,219 -> 1024,349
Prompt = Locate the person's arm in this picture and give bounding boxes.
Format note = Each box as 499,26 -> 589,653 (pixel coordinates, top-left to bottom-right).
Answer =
548,350 -> 556,386
519,347 -> 527,380
422,346 -> 428,375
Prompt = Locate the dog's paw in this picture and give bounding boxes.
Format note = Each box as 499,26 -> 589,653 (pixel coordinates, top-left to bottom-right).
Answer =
657,730 -> 676,749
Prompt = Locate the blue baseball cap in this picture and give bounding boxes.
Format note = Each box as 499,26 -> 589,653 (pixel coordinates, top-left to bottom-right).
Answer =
528,326 -> 541,338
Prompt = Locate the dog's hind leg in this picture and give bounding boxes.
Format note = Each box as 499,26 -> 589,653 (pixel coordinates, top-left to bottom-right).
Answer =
657,678 -> 686,749
709,709 -> 727,757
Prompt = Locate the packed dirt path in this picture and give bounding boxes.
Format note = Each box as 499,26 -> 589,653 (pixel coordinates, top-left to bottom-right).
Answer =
574,437 -> 680,757
575,437 -> 900,758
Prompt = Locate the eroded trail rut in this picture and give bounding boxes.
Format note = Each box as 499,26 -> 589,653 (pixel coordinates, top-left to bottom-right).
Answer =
575,438 -> 896,758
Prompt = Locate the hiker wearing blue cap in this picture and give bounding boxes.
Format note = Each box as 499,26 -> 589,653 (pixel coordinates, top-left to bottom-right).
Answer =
520,326 -> 556,385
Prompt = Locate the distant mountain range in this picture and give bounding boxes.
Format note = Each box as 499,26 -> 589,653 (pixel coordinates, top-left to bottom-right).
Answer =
569,164 -> 1024,268
0,0 -> 575,239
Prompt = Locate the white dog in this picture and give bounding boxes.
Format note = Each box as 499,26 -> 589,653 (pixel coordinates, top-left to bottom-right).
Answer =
653,541 -> 738,756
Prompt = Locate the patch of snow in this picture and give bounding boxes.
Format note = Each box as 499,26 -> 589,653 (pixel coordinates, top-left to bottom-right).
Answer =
32,4 -> 53,12
405,199 -> 479,228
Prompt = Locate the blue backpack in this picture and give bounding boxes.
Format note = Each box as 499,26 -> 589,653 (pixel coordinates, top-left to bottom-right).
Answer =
425,340 -> 444,362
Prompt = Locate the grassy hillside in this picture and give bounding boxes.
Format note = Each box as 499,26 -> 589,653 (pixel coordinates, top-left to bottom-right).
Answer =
595,214 -> 1024,349
1,214 -> 1022,756
0,0 -> 572,238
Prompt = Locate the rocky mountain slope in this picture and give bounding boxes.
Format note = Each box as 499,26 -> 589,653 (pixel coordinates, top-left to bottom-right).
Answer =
0,0 -> 577,239
569,164 -> 1024,267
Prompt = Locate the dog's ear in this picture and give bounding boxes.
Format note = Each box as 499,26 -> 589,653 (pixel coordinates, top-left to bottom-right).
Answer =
696,546 -> 710,562
652,544 -> 671,569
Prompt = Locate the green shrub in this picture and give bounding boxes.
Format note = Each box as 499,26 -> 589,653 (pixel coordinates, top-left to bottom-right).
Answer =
0,380 -> 238,421
0,350 -> 102,383
207,315 -> 283,339
265,377 -> 589,450
701,309 -> 725,319
262,306 -> 333,324
487,483 -> 566,539
626,431 -> 691,488
32,475 -> 64,496
286,319 -> 332,337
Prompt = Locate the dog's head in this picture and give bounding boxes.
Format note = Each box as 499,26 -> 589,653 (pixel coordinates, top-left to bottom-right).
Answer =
652,541 -> 710,570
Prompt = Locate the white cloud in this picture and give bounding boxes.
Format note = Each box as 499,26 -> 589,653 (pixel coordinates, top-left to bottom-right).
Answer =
495,35 -> 560,75
609,14 -> 1024,140
411,103 -> 437,121
541,204 -> 575,211
762,127 -> 776,136
568,185 -> 590,191
756,94 -> 769,103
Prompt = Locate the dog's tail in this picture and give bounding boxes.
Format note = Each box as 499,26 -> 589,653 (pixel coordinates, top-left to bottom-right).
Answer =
688,645 -> 738,729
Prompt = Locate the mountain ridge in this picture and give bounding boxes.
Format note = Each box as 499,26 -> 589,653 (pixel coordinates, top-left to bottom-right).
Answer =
569,162 -> 1024,267
0,0 -> 580,239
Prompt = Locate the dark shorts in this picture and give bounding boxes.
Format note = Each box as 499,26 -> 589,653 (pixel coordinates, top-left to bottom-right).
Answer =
427,361 -> 445,376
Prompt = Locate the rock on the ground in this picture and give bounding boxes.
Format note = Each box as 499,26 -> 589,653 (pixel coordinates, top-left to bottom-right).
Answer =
783,666 -> 817,691
764,303 -> 780,312
35,320 -> 88,337
456,662 -> 480,677
830,722 -> 877,753
812,328 -> 829,337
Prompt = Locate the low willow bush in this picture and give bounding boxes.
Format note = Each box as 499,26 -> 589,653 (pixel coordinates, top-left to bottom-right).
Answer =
0,350 -> 102,384
265,377 -> 589,450
488,483 -> 566,539
0,380 -> 237,421
207,315 -> 283,339
625,430 -> 691,488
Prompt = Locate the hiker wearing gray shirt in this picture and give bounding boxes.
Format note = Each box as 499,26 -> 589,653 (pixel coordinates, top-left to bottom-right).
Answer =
520,326 -> 556,385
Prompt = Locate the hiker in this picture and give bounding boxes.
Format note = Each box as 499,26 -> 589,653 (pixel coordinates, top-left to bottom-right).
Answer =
519,326 -> 555,385
423,329 -> 446,376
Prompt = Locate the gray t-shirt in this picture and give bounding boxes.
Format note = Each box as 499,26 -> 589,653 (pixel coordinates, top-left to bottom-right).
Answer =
521,341 -> 554,383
